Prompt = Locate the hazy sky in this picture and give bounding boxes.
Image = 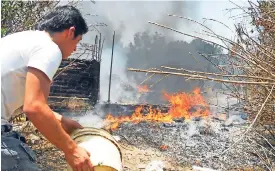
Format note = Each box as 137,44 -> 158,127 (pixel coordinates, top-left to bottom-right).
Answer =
79,0 -> 249,46
196,0 -> 249,44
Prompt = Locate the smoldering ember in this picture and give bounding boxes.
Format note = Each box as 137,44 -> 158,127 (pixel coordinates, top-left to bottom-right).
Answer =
3,1 -> 275,171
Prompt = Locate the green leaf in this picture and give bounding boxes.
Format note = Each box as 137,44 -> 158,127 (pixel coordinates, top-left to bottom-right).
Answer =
1,27 -> 8,37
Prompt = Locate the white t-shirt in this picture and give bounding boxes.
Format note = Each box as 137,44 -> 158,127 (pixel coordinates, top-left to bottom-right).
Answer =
1,30 -> 62,121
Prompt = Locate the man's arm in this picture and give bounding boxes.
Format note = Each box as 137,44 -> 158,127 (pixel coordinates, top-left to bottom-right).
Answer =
24,67 -> 93,171
23,67 -> 77,155
53,111 -> 84,135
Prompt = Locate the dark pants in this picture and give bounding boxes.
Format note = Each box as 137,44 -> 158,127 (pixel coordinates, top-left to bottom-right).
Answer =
1,122 -> 41,171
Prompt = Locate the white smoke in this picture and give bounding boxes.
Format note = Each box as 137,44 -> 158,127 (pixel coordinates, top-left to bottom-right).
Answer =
224,115 -> 246,126
80,1 -> 200,45
78,112 -> 106,128
99,47 -> 145,103
206,89 -> 239,117
77,1 -> 201,104
187,121 -> 200,137
76,103 -> 107,128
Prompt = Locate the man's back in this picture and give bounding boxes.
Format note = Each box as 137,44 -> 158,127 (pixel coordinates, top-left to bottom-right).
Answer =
1,31 -> 62,120
1,6 -> 94,171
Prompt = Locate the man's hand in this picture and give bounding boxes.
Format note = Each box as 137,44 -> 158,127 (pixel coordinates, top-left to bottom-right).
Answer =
61,117 -> 84,135
52,112 -> 84,135
65,146 -> 94,171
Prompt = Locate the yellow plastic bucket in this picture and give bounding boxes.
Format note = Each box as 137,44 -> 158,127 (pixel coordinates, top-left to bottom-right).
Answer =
67,127 -> 122,171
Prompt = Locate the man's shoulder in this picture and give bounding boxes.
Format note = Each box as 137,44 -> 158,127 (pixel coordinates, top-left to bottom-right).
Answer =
1,30 -> 37,39
1,31 -> 40,47
1,30 -> 50,43
1,30 -> 61,55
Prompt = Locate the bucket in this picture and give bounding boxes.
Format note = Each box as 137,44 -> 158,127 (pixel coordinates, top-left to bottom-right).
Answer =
67,127 -> 123,171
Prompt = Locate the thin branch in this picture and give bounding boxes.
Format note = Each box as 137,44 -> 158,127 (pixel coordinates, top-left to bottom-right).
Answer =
139,73 -> 156,85
202,18 -> 235,33
256,132 -> 275,152
128,68 -> 275,85
168,14 -> 230,48
161,66 -> 275,81
149,74 -> 171,88
217,84 -> 274,156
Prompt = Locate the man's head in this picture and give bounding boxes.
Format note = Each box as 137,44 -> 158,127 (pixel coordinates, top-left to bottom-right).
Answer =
37,5 -> 88,59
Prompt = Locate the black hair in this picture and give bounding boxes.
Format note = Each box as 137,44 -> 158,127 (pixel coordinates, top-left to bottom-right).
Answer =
36,5 -> 88,37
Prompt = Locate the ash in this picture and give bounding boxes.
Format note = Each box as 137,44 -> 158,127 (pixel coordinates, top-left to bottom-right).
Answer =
112,118 -> 273,170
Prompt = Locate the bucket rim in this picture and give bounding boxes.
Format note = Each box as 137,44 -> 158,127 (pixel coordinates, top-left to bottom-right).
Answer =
70,127 -> 123,161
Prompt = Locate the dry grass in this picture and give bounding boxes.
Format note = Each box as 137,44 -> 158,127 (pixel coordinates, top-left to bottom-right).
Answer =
48,97 -> 92,111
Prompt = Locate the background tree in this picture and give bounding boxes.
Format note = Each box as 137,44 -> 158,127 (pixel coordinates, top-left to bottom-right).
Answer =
1,1 -> 60,37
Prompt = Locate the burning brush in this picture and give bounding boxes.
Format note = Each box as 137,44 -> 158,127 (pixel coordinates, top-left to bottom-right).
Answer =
104,88 -> 210,130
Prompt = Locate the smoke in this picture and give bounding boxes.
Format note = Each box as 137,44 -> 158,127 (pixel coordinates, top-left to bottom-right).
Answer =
75,1 -> 203,104
62,1 -> 247,129
187,121 -> 200,137
76,1 -> 238,105
78,113 -> 106,128
186,119 -> 220,138
224,115 -> 246,126
99,46 -> 147,103
77,104 -> 107,128
81,1 -> 199,45
207,90 -> 239,116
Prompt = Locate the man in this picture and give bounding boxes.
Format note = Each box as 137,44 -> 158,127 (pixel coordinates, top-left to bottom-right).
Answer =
1,5 -> 94,171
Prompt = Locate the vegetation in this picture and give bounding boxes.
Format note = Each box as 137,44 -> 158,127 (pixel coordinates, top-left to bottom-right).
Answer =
1,1 -> 59,37
129,1 -> 275,169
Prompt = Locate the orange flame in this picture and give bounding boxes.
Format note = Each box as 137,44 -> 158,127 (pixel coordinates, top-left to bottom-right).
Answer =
163,88 -> 209,120
160,145 -> 169,151
137,85 -> 149,93
104,88 -> 210,130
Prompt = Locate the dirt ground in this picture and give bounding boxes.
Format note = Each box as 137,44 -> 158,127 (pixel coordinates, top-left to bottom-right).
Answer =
32,139 -> 192,171
113,140 -> 192,171
14,121 -> 191,171
13,118 -> 271,171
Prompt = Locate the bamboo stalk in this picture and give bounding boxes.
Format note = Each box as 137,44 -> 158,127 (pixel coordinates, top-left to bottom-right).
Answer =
161,66 -> 275,81
128,68 -> 275,85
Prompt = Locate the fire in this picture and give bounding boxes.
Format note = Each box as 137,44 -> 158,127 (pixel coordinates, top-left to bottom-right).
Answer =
104,88 -> 210,130
137,85 -> 149,93
105,106 -> 173,130
163,88 -> 209,120
160,145 -> 169,151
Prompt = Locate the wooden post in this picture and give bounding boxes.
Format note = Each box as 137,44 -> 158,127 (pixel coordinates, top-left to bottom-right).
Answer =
107,31 -> 115,103
98,33 -> 102,61
95,35 -> 98,60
